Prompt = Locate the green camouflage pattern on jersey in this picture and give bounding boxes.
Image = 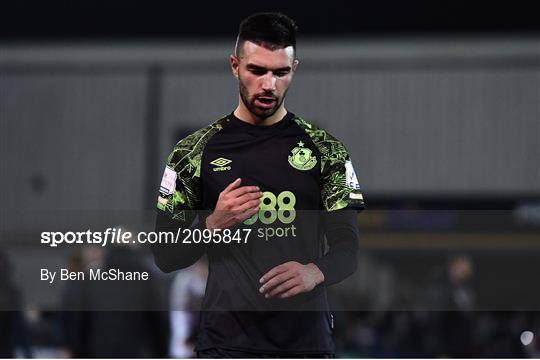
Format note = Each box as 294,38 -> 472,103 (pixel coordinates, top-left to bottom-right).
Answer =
157,117 -> 228,221
293,116 -> 365,211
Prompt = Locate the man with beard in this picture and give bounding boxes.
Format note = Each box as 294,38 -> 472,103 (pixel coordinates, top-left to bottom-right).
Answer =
152,12 -> 365,358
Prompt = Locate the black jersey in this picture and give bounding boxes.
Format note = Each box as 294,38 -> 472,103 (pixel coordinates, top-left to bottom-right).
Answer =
156,111 -> 364,354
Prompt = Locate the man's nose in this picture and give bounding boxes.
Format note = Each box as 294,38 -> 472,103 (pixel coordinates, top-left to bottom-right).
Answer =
261,73 -> 276,92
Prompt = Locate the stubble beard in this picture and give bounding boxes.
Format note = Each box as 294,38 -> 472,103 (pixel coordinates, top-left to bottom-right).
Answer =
238,77 -> 287,120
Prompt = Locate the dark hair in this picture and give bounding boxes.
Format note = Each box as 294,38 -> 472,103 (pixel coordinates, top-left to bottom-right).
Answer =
236,12 -> 298,56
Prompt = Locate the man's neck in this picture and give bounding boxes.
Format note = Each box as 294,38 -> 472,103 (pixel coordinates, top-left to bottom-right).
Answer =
233,100 -> 287,126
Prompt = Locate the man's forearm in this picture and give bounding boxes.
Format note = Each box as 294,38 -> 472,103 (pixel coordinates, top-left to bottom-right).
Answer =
151,210 -> 208,273
313,209 -> 360,286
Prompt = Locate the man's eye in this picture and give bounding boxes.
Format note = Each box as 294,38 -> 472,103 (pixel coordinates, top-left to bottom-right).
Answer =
275,71 -> 289,77
251,69 -> 266,76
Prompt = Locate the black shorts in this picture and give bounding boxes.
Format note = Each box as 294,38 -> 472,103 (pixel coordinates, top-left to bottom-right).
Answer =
196,347 -> 335,358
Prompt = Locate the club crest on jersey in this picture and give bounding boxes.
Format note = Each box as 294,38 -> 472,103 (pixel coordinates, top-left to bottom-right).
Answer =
288,141 -> 317,171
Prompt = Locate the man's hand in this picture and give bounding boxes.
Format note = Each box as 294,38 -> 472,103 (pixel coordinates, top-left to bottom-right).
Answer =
259,261 -> 325,299
205,178 -> 262,230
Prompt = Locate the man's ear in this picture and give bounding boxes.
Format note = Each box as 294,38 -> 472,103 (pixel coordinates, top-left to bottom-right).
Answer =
292,59 -> 300,72
230,55 -> 239,79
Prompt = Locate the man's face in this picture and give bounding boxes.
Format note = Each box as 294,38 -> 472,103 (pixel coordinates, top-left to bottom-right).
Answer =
231,41 -> 298,119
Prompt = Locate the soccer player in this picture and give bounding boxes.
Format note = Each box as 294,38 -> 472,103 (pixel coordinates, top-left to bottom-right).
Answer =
152,12 -> 365,358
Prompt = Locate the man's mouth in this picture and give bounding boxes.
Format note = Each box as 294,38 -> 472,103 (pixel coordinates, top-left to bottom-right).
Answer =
255,97 -> 277,109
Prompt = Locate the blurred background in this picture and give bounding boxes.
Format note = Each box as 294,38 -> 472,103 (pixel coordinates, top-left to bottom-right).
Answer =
1,0 -> 539,357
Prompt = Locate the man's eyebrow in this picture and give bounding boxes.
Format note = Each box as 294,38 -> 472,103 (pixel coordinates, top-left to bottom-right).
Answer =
246,64 -> 292,72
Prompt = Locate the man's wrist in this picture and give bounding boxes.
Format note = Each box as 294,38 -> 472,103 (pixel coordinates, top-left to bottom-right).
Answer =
307,262 -> 325,286
205,214 -> 216,231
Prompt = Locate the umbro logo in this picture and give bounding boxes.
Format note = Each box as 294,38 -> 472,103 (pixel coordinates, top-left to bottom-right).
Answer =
210,157 -> 232,172
210,157 -> 232,167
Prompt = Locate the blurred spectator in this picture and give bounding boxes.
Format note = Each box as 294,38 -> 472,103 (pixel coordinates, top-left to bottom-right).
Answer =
169,258 -> 208,358
418,253 -> 477,356
0,250 -> 32,358
60,245 -> 168,357
57,250 -> 85,358
447,254 -> 476,311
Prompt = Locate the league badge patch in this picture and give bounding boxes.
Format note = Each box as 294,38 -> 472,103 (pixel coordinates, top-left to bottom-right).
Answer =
159,166 -> 177,196
345,160 -> 361,190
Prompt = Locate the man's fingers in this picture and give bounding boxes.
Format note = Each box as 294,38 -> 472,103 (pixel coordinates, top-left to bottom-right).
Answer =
222,178 -> 242,193
235,199 -> 261,213
262,277 -> 297,298
212,203 -> 258,228
228,185 -> 261,199
278,286 -> 303,299
259,272 -> 295,293
233,191 -> 263,207
260,263 -> 290,284
234,204 -> 260,223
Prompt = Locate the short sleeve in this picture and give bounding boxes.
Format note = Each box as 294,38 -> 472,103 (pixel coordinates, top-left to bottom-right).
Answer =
157,121 -> 227,223
156,143 -> 203,223
320,140 -> 365,212
156,120 -> 226,222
